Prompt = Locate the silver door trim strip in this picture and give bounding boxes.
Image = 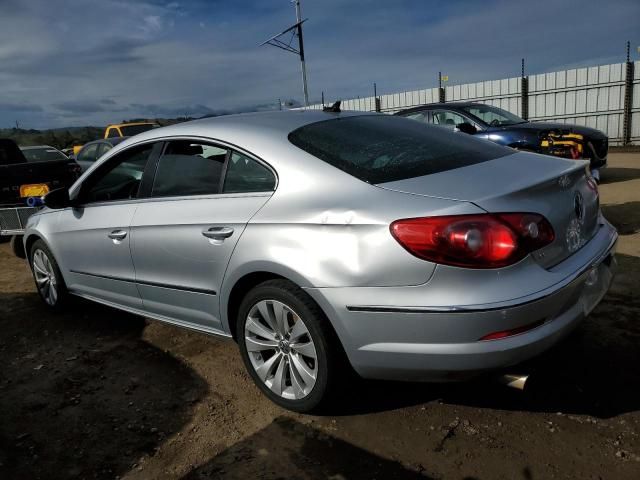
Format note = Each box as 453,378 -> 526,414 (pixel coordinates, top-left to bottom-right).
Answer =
69,291 -> 233,339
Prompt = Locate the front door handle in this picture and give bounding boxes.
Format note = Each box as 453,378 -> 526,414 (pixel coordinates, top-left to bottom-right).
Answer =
108,230 -> 128,241
202,226 -> 234,240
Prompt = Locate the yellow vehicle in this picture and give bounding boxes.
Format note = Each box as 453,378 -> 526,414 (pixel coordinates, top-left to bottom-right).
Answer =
71,122 -> 160,157
104,121 -> 160,138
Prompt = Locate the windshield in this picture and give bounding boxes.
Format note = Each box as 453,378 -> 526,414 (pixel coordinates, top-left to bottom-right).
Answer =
288,115 -> 512,184
120,124 -> 158,136
21,147 -> 67,162
461,105 -> 526,127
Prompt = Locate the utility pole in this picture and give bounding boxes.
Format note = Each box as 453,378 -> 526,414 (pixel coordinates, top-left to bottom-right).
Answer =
521,58 -> 529,121
622,41 -> 634,145
261,0 -> 310,106
294,0 -> 309,106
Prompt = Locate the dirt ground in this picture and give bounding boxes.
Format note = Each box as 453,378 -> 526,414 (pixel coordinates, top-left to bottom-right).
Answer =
1,153 -> 639,480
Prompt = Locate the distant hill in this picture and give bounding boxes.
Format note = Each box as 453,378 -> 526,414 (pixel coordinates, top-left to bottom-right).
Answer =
0,127 -> 104,150
0,117 -> 194,149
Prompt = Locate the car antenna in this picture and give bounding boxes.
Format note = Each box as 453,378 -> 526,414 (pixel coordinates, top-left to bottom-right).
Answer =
323,100 -> 341,113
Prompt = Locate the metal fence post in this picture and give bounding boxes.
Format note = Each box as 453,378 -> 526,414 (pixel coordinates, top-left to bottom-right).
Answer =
520,58 -> 529,121
438,72 -> 445,103
374,82 -> 381,112
521,77 -> 529,121
622,42 -> 635,146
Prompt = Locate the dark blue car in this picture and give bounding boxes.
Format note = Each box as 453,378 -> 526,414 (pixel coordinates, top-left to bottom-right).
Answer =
395,102 -> 608,180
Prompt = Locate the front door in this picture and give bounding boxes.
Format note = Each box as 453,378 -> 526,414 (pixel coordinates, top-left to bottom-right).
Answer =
129,141 -> 276,332
54,142 -> 160,309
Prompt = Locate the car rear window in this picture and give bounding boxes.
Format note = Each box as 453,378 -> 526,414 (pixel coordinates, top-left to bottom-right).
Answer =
22,148 -> 67,162
288,115 -> 513,184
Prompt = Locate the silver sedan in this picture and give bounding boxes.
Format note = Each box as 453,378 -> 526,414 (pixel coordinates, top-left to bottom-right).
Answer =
23,110 -> 617,412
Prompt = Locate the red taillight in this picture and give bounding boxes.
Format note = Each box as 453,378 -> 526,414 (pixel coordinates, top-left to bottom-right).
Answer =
390,213 -> 555,268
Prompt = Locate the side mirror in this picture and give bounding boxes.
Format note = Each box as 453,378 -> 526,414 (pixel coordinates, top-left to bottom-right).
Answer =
456,122 -> 477,135
44,188 -> 72,209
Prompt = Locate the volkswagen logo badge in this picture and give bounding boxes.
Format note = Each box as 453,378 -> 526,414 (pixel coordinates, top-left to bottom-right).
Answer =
574,191 -> 584,222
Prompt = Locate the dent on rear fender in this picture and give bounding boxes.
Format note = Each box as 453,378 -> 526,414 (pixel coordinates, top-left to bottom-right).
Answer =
227,220 -> 436,289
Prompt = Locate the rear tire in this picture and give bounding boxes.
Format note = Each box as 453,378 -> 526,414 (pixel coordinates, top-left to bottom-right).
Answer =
29,239 -> 70,312
236,279 -> 344,413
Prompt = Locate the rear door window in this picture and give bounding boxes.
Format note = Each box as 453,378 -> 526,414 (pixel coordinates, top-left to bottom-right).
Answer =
288,115 -> 512,184
404,111 -> 428,123
223,152 -> 275,193
96,143 -> 112,160
77,143 -> 99,163
151,141 -> 228,197
431,110 -> 468,129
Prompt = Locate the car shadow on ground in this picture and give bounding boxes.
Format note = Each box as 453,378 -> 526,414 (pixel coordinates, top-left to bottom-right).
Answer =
601,201 -> 640,235
600,167 -> 640,185
0,293 -> 208,480
327,253 -> 640,420
180,416 -> 433,480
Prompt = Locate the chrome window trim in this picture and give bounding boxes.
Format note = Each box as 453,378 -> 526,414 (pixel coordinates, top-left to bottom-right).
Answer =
70,191 -> 273,209
72,135 -> 279,208
146,135 -> 279,192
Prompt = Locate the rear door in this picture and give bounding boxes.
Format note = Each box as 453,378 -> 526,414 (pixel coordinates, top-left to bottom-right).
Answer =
129,140 -> 276,332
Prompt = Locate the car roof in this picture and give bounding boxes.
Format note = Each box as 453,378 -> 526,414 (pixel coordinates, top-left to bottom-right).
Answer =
82,110 -> 378,188
396,101 -> 481,115
20,145 -> 58,150
127,110 -> 374,143
106,121 -> 159,128
84,137 -> 130,147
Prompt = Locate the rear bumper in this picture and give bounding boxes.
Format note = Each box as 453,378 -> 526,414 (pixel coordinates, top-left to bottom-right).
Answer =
306,221 -> 617,381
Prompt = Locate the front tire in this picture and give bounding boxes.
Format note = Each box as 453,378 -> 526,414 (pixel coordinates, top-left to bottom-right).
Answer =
29,240 -> 70,312
236,279 -> 342,413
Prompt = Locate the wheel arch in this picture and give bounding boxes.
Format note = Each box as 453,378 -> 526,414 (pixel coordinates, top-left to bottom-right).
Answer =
223,266 -> 344,349
24,233 -> 45,261
225,271 -> 287,341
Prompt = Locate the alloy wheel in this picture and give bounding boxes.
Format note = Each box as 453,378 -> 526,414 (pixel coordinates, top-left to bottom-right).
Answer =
32,249 -> 58,306
244,299 -> 318,400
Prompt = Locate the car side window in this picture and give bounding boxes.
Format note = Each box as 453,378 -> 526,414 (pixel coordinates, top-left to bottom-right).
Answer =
96,143 -> 112,159
431,110 -> 468,129
223,152 -> 276,193
106,128 -> 120,138
80,144 -> 155,204
151,141 -> 227,198
404,112 -> 428,123
77,143 -> 99,163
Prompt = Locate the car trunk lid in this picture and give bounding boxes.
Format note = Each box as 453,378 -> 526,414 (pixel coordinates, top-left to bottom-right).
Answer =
377,152 -> 600,269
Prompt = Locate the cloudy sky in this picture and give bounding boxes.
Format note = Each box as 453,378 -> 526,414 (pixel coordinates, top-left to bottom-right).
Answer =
1,0 -> 638,129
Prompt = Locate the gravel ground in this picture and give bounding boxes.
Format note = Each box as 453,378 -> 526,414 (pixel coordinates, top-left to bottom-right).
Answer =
1,153 -> 639,480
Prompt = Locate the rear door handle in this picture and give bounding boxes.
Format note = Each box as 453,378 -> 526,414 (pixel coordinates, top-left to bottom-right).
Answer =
108,230 -> 127,241
202,226 -> 234,240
